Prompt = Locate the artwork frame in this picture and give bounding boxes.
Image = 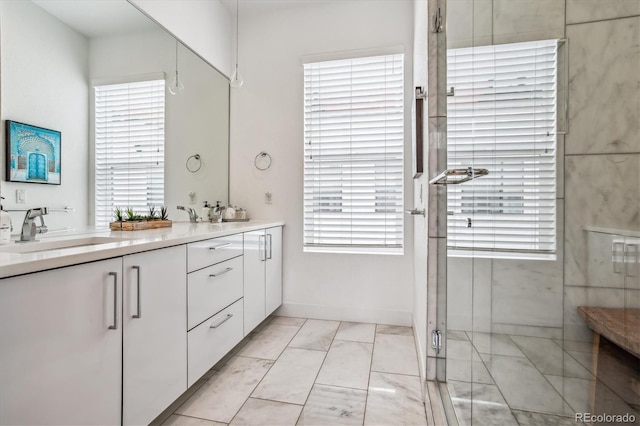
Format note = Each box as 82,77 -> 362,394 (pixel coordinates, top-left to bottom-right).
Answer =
6,120 -> 61,185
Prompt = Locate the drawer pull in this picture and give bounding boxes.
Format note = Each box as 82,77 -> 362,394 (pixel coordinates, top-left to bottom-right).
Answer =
108,272 -> 118,330
209,267 -> 233,278
208,243 -> 232,250
209,313 -> 234,328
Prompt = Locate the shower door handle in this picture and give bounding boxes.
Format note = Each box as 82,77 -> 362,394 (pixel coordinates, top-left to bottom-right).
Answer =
405,209 -> 425,216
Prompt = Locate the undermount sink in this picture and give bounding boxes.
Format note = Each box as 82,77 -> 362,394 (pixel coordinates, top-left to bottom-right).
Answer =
1,237 -> 129,254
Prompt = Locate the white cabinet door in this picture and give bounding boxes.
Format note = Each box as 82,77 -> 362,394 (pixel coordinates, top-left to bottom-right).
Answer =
265,226 -> 283,315
243,230 -> 266,335
123,245 -> 187,426
0,259 -> 123,426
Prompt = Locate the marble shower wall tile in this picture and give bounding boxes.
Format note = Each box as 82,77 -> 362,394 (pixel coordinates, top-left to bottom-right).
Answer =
492,201 -> 564,329
563,286 -> 628,341
566,17 -> 640,155
567,0 -> 640,25
446,0 -> 493,49
447,257 -> 473,331
586,231 -> 627,288
564,154 -> 640,288
492,0 -> 565,45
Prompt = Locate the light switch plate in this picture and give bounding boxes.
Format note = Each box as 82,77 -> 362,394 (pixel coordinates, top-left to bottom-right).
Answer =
16,189 -> 26,204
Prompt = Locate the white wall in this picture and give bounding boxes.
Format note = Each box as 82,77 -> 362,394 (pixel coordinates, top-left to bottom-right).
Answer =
129,0 -> 232,78
229,0 -> 415,325
0,0 -> 89,232
89,30 -> 229,222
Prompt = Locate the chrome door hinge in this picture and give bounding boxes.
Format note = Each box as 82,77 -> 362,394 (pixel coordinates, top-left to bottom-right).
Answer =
432,330 -> 442,354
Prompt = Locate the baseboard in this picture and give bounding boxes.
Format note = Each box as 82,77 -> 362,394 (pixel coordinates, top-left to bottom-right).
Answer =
275,302 -> 411,326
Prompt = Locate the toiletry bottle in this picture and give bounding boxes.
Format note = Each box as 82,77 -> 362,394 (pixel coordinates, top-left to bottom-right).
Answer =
0,197 -> 12,245
201,201 -> 210,222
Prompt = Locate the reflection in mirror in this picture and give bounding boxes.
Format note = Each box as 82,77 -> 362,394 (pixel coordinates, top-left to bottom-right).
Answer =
0,0 -> 229,231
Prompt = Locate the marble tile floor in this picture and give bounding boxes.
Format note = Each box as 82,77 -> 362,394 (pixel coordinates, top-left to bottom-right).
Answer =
156,317 -> 431,426
445,330 -> 640,425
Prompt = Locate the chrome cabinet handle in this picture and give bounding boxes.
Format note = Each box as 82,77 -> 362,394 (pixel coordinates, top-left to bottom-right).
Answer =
108,272 -> 118,330
132,266 -> 141,319
208,243 -> 231,250
209,313 -> 233,329
267,234 -> 273,260
259,234 -> 266,262
209,267 -> 233,278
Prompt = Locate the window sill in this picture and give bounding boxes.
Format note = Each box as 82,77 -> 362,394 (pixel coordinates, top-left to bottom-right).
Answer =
304,246 -> 404,256
447,249 -> 556,262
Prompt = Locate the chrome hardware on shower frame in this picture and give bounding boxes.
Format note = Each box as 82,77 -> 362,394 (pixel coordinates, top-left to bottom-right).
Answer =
429,167 -> 489,186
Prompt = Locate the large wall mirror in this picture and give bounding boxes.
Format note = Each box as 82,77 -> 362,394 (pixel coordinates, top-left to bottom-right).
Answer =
0,0 -> 229,231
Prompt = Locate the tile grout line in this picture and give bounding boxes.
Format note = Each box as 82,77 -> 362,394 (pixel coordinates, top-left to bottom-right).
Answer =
190,316 -> 306,425
502,334 -> 576,418
293,321 -> 340,425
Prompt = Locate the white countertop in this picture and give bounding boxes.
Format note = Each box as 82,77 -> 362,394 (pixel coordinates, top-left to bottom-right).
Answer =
0,220 -> 284,279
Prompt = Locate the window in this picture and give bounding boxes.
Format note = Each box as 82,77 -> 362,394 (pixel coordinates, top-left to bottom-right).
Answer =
447,40 -> 558,256
303,54 -> 404,254
94,78 -> 165,227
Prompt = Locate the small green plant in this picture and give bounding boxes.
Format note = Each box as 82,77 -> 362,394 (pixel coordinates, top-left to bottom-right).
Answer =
114,207 -> 123,222
147,206 -> 157,220
125,207 -> 142,221
160,206 -> 169,220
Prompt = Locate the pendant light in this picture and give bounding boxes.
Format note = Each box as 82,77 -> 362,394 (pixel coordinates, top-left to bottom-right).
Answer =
229,0 -> 244,88
169,40 -> 185,95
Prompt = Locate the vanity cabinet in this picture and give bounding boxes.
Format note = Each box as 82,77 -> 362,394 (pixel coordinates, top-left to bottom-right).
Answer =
122,246 -> 187,426
186,236 -> 245,387
0,258 -> 123,426
243,226 -> 283,335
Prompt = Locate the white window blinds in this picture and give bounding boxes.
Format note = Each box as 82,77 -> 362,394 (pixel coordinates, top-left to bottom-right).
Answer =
94,79 -> 165,227
303,54 -> 404,254
447,40 -> 557,255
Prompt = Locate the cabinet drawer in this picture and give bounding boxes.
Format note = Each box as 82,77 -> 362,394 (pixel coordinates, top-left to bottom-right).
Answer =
187,299 -> 243,387
188,256 -> 243,330
187,233 -> 243,272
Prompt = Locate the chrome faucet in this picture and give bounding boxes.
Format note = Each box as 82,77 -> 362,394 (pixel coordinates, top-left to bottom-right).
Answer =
176,206 -> 199,223
19,207 -> 49,242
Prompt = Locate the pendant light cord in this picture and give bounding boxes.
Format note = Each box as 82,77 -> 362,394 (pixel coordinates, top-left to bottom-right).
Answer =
235,0 -> 239,69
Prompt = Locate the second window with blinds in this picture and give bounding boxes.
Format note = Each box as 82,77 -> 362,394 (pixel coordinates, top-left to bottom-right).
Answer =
447,39 -> 559,258
303,53 -> 404,255
94,78 -> 165,227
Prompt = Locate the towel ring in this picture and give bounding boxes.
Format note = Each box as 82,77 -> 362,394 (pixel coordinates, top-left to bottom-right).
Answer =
254,151 -> 272,171
186,154 -> 202,173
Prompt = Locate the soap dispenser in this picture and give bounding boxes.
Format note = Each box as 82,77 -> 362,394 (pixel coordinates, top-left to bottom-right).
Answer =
0,196 -> 12,245
201,201 -> 210,222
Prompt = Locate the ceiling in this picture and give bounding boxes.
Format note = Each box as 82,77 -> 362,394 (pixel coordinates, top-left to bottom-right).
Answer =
220,0 -> 340,15
32,0 -> 157,38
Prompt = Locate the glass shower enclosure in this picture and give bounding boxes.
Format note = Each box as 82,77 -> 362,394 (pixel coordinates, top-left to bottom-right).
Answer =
440,1 -> 640,424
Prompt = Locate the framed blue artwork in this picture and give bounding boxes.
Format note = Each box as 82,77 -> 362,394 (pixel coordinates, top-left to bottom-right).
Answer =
6,120 -> 61,185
